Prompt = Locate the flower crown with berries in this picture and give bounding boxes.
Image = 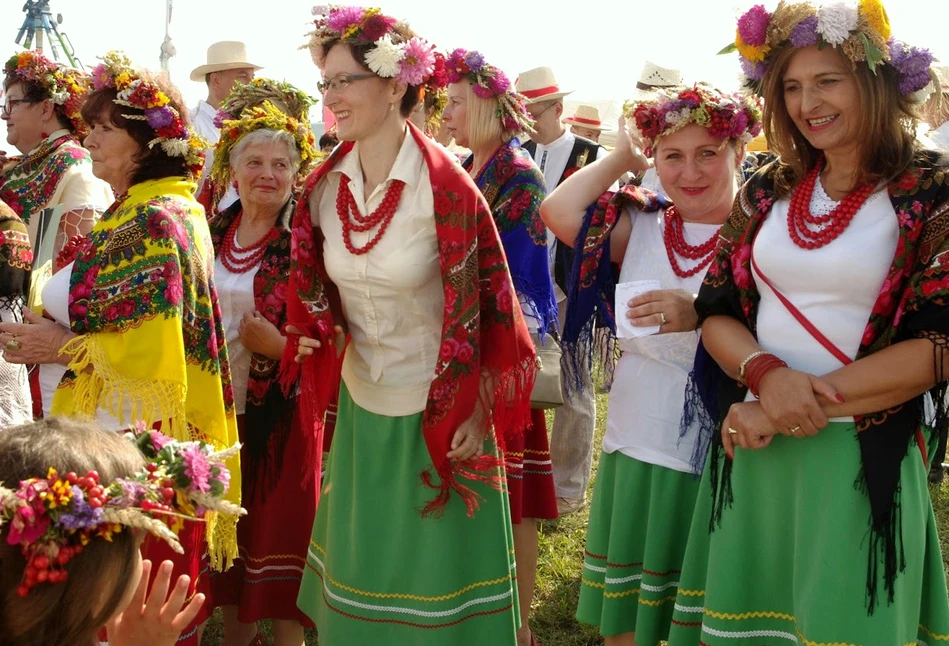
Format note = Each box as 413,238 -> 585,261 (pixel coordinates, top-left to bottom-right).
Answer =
623,83 -> 763,157
0,423 -> 244,597
210,101 -> 318,204
444,48 -> 535,135
3,50 -> 92,138
90,51 -> 208,179
723,1 -> 935,102
420,52 -> 449,134
306,6 -> 437,86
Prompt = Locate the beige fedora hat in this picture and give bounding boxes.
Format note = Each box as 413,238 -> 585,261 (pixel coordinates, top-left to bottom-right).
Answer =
636,61 -> 682,90
564,104 -> 610,131
515,67 -> 573,104
190,41 -> 263,82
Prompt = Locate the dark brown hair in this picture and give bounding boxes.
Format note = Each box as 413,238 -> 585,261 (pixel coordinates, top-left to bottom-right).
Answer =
0,418 -> 145,646
79,70 -> 192,186
762,44 -> 919,196
324,24 -> 423,118
2,78 -> 73,132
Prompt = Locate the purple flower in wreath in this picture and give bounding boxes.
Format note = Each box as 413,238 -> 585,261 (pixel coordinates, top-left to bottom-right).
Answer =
463,50 -> 485,74
326,6 -> 364,34
740,58 -> 768,82
58,486 -> 104,530
888,39 -> 934,95
789,16 -> 819,47
144,107 -> 174,130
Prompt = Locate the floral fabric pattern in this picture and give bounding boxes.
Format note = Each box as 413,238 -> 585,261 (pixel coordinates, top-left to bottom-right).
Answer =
0,134 -> 90,223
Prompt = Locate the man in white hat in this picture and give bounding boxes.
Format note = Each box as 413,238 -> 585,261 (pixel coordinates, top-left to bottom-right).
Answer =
189,41 -> 262,210
516,66 -> 612,516
629,61 -> 682,197
564,104 -> 609,143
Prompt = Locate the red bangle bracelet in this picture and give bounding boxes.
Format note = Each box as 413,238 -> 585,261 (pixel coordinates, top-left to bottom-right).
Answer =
745,353 -> 788,398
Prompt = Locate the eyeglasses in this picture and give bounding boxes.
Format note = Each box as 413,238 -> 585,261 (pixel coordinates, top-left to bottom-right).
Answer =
317,73 -> 376,94
526,102 -> 555,120
1,98 -> 35,117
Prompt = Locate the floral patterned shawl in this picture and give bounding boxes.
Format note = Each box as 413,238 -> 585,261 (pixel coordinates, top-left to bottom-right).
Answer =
463,139 -> 557,338
50,176 -> 241,570
691,149 -> 949,610
209,198 -> 304,500
280,121 -> 537,518
0,133 -> 90,223
0,199 -> 32,300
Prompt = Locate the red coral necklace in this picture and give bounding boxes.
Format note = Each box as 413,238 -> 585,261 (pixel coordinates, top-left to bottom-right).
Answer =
787,158 -> 873,250
337,178 -> 405,255
220,212 -> 277,274
662,205 -> 721,278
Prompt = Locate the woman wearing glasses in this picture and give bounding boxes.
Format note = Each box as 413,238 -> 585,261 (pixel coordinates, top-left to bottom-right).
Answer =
285,7 -> 535,645
1,51 -> 111,417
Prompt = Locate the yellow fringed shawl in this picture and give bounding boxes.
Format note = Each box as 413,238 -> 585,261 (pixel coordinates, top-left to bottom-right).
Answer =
50,176 -> 240,569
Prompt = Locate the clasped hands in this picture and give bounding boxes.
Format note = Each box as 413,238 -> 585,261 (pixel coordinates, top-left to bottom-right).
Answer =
721,366 -> 844,459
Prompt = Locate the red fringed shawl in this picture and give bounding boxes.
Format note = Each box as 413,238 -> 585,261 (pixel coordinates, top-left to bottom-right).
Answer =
280,122 -> 536,516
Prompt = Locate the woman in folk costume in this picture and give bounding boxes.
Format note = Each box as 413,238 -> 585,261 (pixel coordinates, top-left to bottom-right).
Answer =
0,51 -> 240,646
665,2 -> 949,644
204,89 -> 320,646
284,7 -> 536,644
542,84 -> 762,646
0,52 -> 111,304
0,197 -> 32,426
440,48 -> 558,646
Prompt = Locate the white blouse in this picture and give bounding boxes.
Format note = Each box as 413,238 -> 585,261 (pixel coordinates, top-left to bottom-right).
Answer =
214,239 -> 260,415
311,130 -> 444,416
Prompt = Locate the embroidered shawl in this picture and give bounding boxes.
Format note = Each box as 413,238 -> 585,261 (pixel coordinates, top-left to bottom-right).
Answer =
560,184 -> 669,389
280,121 -> 537,517
463,140 -> 557,338
50,177 -> 241,570
0,133 -> 90,223
691,149 -> 949,610
209,198 -> 303,500
0,199 -> 32,300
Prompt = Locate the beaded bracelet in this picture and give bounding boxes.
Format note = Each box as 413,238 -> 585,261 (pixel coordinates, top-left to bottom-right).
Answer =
744,353 -> 789,399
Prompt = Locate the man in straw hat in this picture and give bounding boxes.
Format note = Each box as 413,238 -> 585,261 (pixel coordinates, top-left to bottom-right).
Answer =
564,104 -> 609,143
189,41 -> 262,210
516,66 -> 611,516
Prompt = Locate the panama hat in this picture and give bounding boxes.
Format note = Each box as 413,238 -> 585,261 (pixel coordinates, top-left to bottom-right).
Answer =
190,41 -> 262,82
515,67 -> 573,104
636,61 -> 682,90
564,104 -> 610,131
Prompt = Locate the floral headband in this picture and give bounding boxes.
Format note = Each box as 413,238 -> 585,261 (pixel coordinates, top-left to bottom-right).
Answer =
724,1 -> 935,101
623,83 -> 764,157
215,78 -> 317,126
90,51 -> 207,179
3,51 -> 92,138
307,6 -> 436,86
210,101 -> 318,204
0,423 -> 244,597
444,48 -> 535,135
420,52 -> 449,133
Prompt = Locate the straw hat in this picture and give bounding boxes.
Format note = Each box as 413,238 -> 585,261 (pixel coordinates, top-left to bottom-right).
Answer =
190,41 -> 262,82
636,61 -> 682,90
564,104 -> 609,131
515,67 -> 573,104
934,65 -> 949,94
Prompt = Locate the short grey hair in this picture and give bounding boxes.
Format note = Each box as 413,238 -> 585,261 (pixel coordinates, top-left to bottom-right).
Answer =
229,128 -> 302,173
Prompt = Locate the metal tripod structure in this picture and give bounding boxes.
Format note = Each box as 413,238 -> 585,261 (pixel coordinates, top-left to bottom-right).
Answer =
15,0 -> 81,68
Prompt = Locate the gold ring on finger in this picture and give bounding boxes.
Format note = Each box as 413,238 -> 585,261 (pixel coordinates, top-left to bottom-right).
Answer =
5,337 -> 21,352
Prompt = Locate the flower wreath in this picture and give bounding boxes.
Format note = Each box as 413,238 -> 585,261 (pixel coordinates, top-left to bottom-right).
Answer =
90,51 -> 207,179
622,83 -> 763,157
214,78 -> 317,126
306,6 -> 437,86
0,423 -> 244,597
210,100 -> 318,194
444,48 -> 535,135
3,50 -> 91,138
420,51 -> 449,134
723,1 -> 935,101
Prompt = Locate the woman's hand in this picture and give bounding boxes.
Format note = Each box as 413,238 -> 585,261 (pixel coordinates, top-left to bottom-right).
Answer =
238,311 -> 286,361
287,324 -> 346,362
756,367 -> 841,437
0,309 -> 75,365
613,114 -> 651,174
626,289 -> 698,334
447,404 -> 487,462
105,560 -> 206,646
721,401 -> 779,459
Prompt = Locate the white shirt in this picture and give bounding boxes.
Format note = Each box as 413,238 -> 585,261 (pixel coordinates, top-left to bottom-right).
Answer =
639,167 -> 667,198
312,130 -> 444,416
602,207 -> 716,473
746,182 -> 898,423
214,241 -> 260,415
190,100 -> 239,212
929,121 -> 949,151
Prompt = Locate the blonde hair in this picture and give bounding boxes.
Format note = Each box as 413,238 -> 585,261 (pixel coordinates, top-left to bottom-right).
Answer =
461,81 -> 515,150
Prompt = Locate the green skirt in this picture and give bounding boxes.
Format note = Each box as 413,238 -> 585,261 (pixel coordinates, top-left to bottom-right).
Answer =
577,450 -> 700,644
296,383 -> 519,645
668,422 -> 949,645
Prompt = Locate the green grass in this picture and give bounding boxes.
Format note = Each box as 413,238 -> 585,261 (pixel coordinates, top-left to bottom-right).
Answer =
202,388 -> 949,645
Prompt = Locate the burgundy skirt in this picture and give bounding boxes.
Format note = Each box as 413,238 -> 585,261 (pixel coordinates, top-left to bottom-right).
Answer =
504,408 -> 558,523
208,413 -> 319,625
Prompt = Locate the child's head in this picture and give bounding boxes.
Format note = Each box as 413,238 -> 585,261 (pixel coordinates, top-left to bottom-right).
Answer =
0,418 -> 145,646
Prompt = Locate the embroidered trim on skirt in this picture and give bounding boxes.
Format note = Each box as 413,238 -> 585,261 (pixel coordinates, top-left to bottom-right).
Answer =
505,408 -> 559,523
